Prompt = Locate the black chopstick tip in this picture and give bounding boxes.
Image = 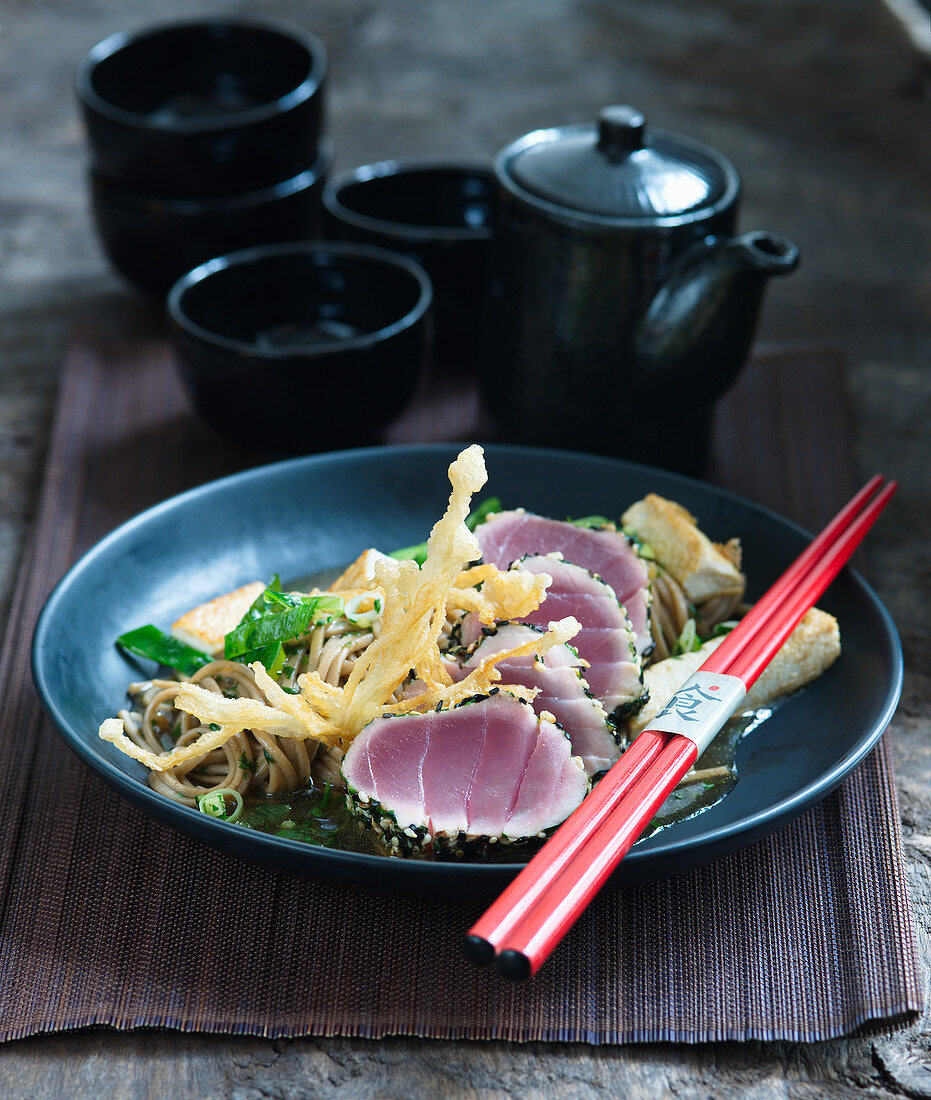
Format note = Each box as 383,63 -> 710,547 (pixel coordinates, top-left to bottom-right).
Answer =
463,934 -> 495,967
497,949 -> 532,982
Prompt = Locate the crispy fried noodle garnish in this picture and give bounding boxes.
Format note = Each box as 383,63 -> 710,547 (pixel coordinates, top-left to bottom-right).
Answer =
99,445 -> 578,773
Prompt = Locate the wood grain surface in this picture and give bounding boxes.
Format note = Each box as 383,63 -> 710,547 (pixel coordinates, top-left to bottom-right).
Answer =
1,0 -> 929,1096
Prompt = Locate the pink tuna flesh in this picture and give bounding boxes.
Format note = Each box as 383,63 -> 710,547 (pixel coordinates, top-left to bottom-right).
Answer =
514,554 -> 645,716
475,509 -> 652,656
341,692 -> 588,841
398,655 -> 462,700
461,622 -> 620,775
453,610 -> 485,653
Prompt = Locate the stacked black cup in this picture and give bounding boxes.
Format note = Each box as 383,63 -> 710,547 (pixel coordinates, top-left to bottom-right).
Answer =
77,16 -> 330,299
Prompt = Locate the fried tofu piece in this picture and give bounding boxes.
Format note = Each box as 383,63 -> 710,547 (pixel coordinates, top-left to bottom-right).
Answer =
741,607 -> 841,711
627,607 -> 841,735
171,580 -> 265,656
628,636 -> 726,735
622,494 -> 745,606
327,547 -> 393,592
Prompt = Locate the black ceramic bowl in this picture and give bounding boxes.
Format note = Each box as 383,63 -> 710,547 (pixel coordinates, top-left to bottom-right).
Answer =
167,242 -> 433,452
91,142 -> 332,299
32,444 -> 901,898
77,17 -> 327,198
323,159 -> 495,365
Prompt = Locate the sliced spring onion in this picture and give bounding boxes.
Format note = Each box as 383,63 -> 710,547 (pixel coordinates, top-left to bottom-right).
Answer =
116,624 -> 212,676
569,514 -> 614,530
344,593 -> 382,628
671,618 -> 703,656
197,788 -> 244,823
621,526 -> 658,559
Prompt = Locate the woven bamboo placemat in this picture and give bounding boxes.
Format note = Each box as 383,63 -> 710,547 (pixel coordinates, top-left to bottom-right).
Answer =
0,332 -> 921,1043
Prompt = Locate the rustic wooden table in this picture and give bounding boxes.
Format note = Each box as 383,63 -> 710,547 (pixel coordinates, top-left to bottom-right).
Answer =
1,1 -> 929,1096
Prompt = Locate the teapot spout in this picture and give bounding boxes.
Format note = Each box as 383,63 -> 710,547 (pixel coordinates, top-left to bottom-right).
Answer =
730,230 -> 800,275
635,231 -> 799,404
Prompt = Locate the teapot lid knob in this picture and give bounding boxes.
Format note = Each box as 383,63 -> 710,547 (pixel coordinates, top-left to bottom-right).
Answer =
597,105 -> 645,159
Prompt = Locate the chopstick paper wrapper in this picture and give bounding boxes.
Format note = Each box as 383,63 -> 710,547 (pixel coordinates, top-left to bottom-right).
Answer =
467,476 -> 897,980
647,671 -> 747,750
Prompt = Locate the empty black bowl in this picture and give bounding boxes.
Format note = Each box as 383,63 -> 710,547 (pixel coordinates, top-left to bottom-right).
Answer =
323,159 -> 496,365
77,17 -> 327,198
91,142 -> 332,299
167,242 -> 433,452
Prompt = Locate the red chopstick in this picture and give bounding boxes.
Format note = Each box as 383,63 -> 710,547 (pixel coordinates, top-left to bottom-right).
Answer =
466,475 -> 893,966
463,726 -> 670,966
493,477 -> 898,979
497,733 -> 699,980
465,476 -> 897,978
705,475 -> 893,683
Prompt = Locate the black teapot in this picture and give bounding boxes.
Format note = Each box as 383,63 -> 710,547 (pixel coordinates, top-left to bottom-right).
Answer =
481,106 -> 799,474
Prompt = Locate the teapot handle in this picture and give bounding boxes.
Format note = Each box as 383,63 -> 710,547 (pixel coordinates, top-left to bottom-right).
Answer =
634,232 -> 799,403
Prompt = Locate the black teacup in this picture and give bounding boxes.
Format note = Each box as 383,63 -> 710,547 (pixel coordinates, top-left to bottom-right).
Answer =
90,144 -> 332,299
167,242 -> 433,452
77,17 -> 327,198
323,160 -> 495,367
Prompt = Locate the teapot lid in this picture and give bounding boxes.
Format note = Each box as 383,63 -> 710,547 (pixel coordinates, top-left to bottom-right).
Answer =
501,106 -> 739,222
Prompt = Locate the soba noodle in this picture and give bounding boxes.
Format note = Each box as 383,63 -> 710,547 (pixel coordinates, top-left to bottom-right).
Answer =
118,615 -> 377,806
648,566 -> 692,661
647,563 -> 742,661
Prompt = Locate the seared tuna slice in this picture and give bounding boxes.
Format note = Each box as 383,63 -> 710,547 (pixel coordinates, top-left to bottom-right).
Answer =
455,611 -> 486,653
461,622 -> 621,775
441,609 -> 485,656
341,692 -> 588,856
475,509 -> 652,656
513,554 -> 646,717
397,654 -> 462,701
